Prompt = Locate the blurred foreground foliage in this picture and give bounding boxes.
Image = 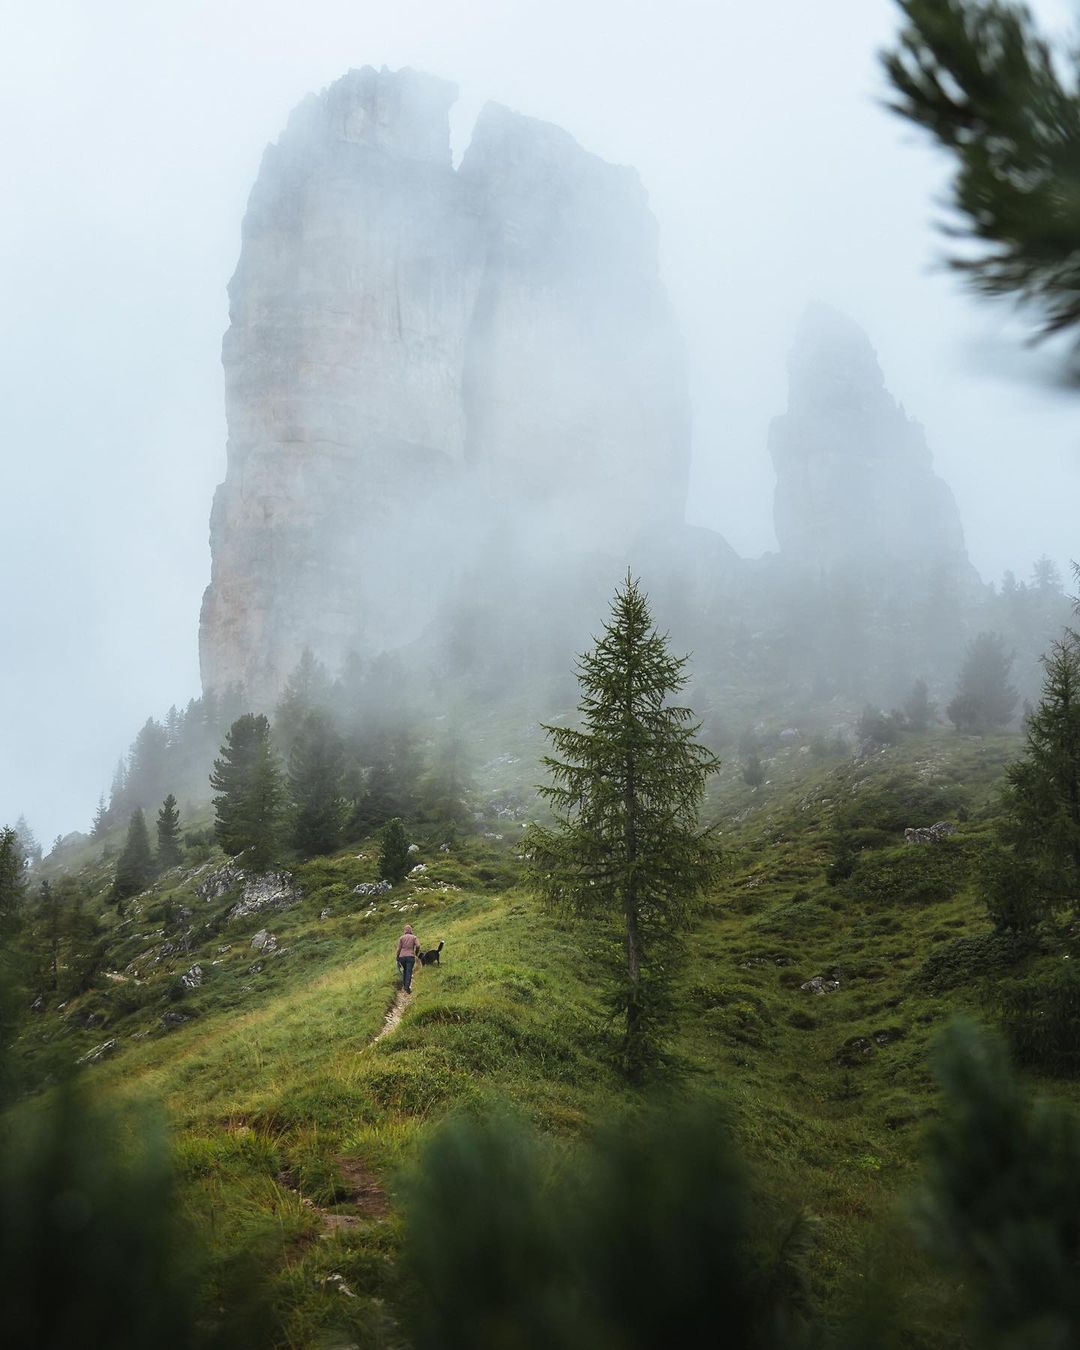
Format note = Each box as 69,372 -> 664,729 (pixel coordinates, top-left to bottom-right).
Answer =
403,1020 -> 1080,1350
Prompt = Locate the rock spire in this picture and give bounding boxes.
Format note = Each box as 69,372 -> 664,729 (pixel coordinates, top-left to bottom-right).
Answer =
199,66 -> 690,706
769,303 -> 971,576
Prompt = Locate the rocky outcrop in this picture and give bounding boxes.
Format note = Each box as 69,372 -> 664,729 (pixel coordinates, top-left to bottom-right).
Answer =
769,304 -> 972,578
200,66 -> 691,706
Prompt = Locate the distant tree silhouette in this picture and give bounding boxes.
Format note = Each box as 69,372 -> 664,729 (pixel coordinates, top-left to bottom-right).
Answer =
210,714 -> 283,871
112,809 -> 153,908
287,711 -> 347,857
903,677 -> 935,732
155,794 -> 182,871
126,717 -> 170,809
274,649 -> 333,758
91,793 -> 109,839
947,633 -> 1017,733
379,817 -> 412,885
984,635 -> 1080,929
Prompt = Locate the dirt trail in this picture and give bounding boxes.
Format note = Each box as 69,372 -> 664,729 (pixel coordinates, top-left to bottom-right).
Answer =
373,987 -> 411,1043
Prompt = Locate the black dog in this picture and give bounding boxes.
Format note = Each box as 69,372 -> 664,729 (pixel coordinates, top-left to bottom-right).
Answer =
418,940 -> 444,967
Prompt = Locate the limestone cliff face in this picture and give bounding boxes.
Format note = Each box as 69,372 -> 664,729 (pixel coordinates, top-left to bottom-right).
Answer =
769,304 -> 971,576
200,67 -> 691,705
459,104 -> 689,557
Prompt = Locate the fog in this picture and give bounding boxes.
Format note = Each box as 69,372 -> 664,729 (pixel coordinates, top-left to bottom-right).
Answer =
2,0 -> 1077,843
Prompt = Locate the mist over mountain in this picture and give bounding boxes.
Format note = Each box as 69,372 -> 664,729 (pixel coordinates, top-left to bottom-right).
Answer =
200,66 -> 690,707
201,66 -> 996,725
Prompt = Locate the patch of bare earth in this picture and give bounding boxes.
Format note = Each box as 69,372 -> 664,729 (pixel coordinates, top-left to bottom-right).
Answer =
373,988 -> 411,1042
277,1156 -> 390,1235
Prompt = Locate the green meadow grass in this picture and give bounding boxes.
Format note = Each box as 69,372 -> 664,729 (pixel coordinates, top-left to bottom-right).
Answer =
17,729 -> 1080,1346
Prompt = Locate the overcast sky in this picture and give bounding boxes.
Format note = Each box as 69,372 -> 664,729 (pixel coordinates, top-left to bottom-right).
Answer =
2,0 -> 1077,842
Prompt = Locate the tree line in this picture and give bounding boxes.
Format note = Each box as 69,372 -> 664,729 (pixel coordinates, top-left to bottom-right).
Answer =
103,648 -> 477,905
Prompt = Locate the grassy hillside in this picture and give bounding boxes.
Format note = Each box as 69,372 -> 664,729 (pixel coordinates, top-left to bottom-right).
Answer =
13,727 -> 1079,1347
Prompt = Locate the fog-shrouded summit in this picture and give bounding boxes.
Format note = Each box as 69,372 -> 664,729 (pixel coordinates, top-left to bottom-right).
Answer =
199,66 -> 691,706
769,303 -> 972,578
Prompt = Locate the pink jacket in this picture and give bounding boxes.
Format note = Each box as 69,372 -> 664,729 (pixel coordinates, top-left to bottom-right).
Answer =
396,931 -> 420,959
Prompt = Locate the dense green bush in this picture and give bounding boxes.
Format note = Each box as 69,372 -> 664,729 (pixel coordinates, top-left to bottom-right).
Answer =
849,841 -> 969,907
918,931 -> 1034,994
836,774 -> 969,836
998,961 -> 1080,1075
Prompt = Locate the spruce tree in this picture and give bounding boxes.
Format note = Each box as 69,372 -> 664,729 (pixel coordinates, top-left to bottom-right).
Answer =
107,757 -> 130,826
379,817 -> 412,885
0,826 -> 25,943
916,1021 -> 1080,1346
526,573 -> 721,1080
947,632 -> 1018,734
91,793 -> 109,840
13,816 -> 41,869
155,794 -> 182,871
287,711 -> 347,858
111,809 -> 153,907
274,649 -> 333,758
209,713 -> 283,871
126,718 -> 169,809
35,879 -> 61,994
903,677 -> 935,733
884,0 -> 1080,362
988,635 -> 1080,925
419,732 -> 475,831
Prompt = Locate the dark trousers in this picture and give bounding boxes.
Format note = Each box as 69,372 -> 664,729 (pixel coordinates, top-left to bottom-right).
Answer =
398,955 -> 415,993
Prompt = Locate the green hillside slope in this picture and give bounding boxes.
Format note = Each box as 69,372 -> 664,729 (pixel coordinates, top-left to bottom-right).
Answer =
12,728 -> 1079,1346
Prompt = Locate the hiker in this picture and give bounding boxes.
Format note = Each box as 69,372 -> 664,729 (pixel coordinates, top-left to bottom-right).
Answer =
396,924 -> 421,994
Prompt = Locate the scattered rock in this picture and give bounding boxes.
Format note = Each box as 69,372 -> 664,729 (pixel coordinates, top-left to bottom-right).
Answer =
407,843 -> 420,854
78,1038 -> 118,1065
739,953 -> 794,969
839,1035 -> 875,1061
181,964 -> 203,990
131,1029 -> 151,1040
323,1273 -> 355,1298
439,844 -> 451,852
250,930 -> 278,953
354,880 -> 392,899
198,862 -> 245,902
76,1010 -> 105,1029
904,821 -> 957,845
779,728 -> 801,744
216,944 -> 232,954
160,1011 -> 189,1031
30,995 -> 44,1013
409,863 -> 427,876
228,871 -> 301,922
319,907 -> 332,920
249,962 -> 264,975
801,970 -> 841,995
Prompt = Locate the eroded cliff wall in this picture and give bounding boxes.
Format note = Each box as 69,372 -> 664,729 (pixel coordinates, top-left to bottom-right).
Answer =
200,66 -> 691,705
769,303 -> 972,579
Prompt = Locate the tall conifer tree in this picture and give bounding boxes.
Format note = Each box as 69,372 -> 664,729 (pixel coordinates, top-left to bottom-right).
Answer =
947,632 -> 1018,734
379,817 -> 412,885
155,794 -> 182,871
112,809 -> 153,907
526,574 -> 721,1080
210,714 -> 283,871
287,711 -> 347,857
989,634 -> 1080,926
